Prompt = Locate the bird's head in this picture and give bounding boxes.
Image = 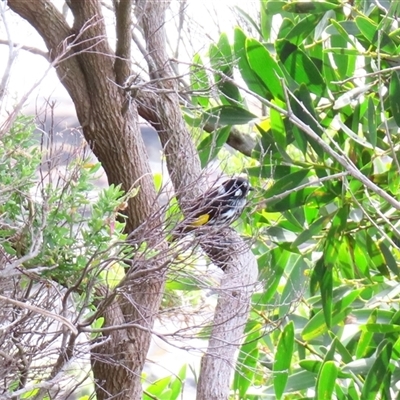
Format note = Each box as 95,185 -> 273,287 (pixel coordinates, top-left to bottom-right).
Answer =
220,177 -> 253,199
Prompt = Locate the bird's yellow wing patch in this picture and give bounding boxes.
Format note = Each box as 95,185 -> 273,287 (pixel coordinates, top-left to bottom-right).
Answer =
190,214 -> 210,227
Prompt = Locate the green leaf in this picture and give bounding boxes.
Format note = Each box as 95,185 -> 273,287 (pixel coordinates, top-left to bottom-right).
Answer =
366,234 -> 389,277
145,376 -> 171,396
191,54 -> 210,108
379,242 -> 399,277
270,102 -> 286,148
337,236 -> 355,280
234,28 -> 268,98
283,1 -> 342,14
361,324 -> 400,334
361,341 -> 392,399
290,84 -> 324,156
170,365 -> 186,400
328,19 -> 357,47
355,16 -> 397,53
280,43 -> 326,97
316,361 -> 338,400
355,16 -> 377,44
248,165 -> 304,180
356,310 -> 377,359
264,169 -> 311,199
279,14 -> 322,46
267,186 -> 337,212
197,126 -> 231,168
233,326 -> 261,397
366,97 -> 377,148
280,256 -> 308,317
274,322 -> 295,399
261,248 -> 289,303
246,38 -> 285,100
300,359 -> 322,374
292,214 -> 331,249
302,289 -> 362,340
269,370 -> 318,393
389,71 -> 400,127
209,36 -> 241,105
201,105 -> 256,126
320,258 -> 333,328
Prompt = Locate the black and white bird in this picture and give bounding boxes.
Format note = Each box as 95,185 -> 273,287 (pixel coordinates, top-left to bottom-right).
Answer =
174,177 -> 253,236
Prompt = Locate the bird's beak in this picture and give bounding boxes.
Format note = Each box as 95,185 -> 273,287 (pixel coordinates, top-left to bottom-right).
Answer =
249,186 -> 255,191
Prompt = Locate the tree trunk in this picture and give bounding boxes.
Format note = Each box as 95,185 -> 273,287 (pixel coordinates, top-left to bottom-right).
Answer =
7,1 -> 166,398
138,2 -> 258,399
8,0 -> 258,398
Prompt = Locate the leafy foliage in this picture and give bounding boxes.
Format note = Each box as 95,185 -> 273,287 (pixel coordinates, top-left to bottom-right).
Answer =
0,117 -> 131,288
187,0 -> 400,398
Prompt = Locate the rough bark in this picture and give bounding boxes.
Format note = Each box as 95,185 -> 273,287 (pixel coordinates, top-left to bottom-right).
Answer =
197,233 -> 258,399
137,0 -> 202,201
7,1 -> 166,399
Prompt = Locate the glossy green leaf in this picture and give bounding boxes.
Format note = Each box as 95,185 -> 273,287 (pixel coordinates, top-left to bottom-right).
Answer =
290,84 -> 324,156
302,289 -> 362,341
265,1 -> 288,15
328,19 -> 357,47
264,169 -> 311,199
355,15 -> 397,53
379,242 -> 399,277
248,165 -> 304,180
300,359 -> 322,374
356,310 -> 377,359
329,33 -> 349,80
280,14 -> 322,46
201,105 -> 256,126
283,1 -> 342,14
276,370 -> 318,393
389,71 -> 400,127
262,248 -> 289,303
366,233 -> 389,277
329,332 -> 353,363
292,215 -> 331,249
234,28 -> 268,98
233,327 -> 261,397
274,322 -> 295,399
281,43 -> 325,97
280,256 -> 308,317
266,186 -> 337,213
197,125 -> 231,168
355,16 -> 377,44
337,236 -> 355,280
320,258 -> 333,328
145,376 -> 171,396
316,361 -> 338,400
353,232 -> 371,278
191,54 -> 210,108
361,324 -> 400,334
246,38 -> 285,100
209,36 -> 241,105
170,365 -> 186,400
270,102 -> 286,148
366,97 -> 377,148
361,341 -> 392,399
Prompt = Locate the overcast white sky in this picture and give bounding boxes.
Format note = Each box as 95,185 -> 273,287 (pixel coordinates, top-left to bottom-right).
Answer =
0,0 -> 257,116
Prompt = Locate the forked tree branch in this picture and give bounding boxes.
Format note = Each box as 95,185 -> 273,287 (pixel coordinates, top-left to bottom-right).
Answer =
138,2 -> 258,399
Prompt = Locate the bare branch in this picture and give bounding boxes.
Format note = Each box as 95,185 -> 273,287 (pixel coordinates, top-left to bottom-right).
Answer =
0,39 -> 49,59
0,294 -> 78,335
